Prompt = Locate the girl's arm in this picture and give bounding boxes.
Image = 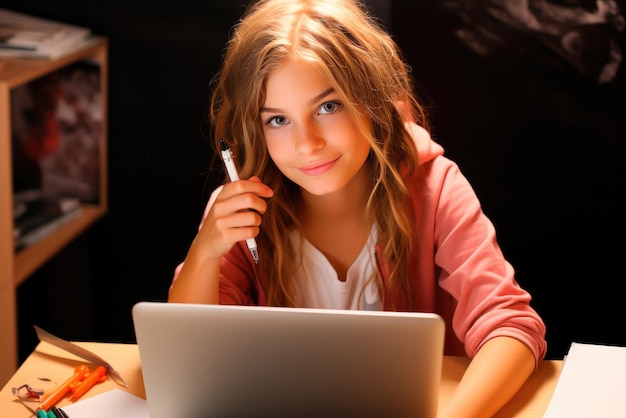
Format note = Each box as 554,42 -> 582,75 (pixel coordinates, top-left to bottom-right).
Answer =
168,178 -> 273,304
438,336 -> 536,418
168,238 -> 223,304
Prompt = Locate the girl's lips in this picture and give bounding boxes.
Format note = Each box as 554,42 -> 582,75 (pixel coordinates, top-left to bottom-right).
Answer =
298,157 -> 340,176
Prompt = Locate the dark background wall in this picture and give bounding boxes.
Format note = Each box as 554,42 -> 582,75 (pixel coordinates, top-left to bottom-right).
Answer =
4,0 -> 625,363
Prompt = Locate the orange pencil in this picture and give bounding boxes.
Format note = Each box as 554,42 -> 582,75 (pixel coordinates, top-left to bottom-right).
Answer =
38,364 -> 89,412
70,365 -> 107,401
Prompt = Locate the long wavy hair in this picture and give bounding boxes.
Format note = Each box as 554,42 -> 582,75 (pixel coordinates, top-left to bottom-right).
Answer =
209,0 -> 429,308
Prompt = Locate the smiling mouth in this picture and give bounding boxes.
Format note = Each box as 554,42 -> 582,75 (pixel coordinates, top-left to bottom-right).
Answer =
298,157 -> 340,176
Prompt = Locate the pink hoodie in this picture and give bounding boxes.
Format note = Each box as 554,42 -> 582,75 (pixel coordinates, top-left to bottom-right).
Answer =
173,123 -> 547,364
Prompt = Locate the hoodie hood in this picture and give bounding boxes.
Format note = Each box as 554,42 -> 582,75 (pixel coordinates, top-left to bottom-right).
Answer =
404,121 -> 444,165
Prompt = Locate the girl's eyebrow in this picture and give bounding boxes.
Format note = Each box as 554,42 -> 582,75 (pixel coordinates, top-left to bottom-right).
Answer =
260,87 -> 336,114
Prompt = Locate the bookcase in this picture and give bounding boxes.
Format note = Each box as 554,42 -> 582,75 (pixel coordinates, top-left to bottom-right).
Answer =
0,37 -> 108,385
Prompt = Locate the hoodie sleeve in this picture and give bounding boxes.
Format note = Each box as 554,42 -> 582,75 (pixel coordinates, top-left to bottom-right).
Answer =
405,121 -> 546,365
427,148 -> 547,365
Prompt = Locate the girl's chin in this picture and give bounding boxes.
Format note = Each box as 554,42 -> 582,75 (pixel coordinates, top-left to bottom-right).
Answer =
297,181 -> 350,197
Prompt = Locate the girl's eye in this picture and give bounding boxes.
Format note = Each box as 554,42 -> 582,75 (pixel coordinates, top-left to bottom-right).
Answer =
318,101 -> 342,115
267,115 -> 288,128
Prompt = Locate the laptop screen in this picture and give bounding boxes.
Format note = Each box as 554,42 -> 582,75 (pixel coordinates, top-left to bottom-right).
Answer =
132,302 -> 445,418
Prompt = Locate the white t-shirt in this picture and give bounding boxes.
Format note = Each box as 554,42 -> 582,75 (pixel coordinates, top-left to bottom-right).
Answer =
289,225 -> 381,310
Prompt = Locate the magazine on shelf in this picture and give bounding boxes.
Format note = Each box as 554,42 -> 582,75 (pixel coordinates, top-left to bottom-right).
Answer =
0,7 -> 93,59
13,189 -> 82,251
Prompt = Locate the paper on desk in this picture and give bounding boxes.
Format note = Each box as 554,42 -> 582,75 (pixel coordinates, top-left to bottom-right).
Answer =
61,389 -> 149,417
543,342 -> 626,418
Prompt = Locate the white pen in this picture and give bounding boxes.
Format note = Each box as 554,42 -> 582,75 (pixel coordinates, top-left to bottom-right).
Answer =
219,138 -> 260,264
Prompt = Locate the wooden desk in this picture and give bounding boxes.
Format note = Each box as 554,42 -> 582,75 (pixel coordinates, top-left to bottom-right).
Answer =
1,342 -> 562,417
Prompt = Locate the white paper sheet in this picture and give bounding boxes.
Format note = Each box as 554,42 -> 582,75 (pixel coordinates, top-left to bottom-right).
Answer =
60,389 -> 149,418
543,342 -> 626,417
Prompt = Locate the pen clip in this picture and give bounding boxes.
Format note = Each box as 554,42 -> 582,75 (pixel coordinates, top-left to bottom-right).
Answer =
34,325 -> 129,388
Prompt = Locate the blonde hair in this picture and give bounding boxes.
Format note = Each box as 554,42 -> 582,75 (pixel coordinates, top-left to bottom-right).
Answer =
209,0 -> 429,308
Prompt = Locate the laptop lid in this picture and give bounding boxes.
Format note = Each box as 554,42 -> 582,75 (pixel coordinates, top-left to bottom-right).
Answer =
132,302 -> 445,418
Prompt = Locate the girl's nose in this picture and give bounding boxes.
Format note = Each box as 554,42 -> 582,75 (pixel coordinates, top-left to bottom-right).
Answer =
294,121 -> 324,154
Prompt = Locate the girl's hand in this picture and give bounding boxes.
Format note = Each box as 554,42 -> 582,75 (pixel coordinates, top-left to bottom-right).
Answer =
193,176 -> 273,261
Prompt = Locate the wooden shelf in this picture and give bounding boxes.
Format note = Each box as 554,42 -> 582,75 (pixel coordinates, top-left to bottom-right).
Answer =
14,204 -> 106,286
0,37 -> 108,386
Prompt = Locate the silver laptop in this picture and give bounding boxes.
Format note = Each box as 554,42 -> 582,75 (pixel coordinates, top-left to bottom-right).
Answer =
132,302 -> 445,418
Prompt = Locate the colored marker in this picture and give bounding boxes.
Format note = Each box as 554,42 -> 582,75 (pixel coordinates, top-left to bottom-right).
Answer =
70,365 -> 107,401
37,365 -> 88,413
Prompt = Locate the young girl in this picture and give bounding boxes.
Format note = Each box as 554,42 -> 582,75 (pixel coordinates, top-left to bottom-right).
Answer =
169,0 -> 547,416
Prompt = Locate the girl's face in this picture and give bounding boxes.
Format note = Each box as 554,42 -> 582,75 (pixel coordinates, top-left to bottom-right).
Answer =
261,58 -> 371,197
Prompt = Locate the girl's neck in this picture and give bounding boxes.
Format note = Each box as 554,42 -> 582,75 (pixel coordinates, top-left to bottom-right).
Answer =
298,162 -> 374,281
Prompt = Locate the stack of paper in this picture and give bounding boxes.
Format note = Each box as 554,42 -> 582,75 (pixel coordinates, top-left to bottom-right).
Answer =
543,342 -> 626,417
0,8 -> 92,59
